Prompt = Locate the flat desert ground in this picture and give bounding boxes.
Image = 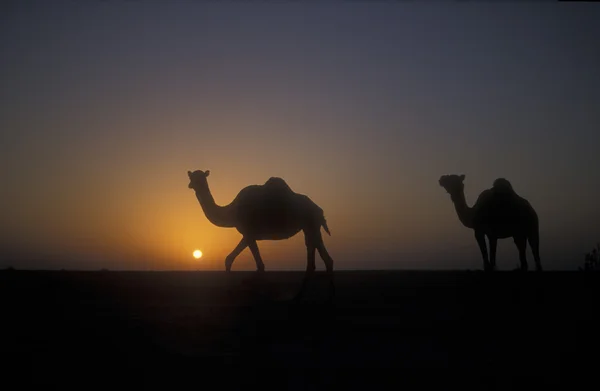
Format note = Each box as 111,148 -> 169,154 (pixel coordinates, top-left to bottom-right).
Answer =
1,270 -> 598,388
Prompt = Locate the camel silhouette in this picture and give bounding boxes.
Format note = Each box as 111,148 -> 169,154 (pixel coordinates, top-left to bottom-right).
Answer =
439,174 -> 542,272
188,170 -> 335,297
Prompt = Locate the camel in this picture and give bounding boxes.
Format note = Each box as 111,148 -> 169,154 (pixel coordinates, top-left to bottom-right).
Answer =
438,174 -> 542,272
187,169 -> 335,297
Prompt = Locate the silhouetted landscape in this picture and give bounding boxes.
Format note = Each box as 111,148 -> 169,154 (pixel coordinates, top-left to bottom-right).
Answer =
2,270 -> 598,388
3,2 -> 600,389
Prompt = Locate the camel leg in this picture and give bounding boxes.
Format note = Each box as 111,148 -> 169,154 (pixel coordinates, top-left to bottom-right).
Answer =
247,240 -> 265,272
528,232 -> 542,272
305,228 -> 334,272
318,243 -> 336,301
313,231 -> 335,300
225,238 -> 248,272
317,242 -> 334,274
475,231 -> 492,271
306,239 -> 317,273
488,236 -> 498,271
514,236 -> 528,271
295,244 -> 316,301
296,232 -> 317,300
295,230 -> 335,301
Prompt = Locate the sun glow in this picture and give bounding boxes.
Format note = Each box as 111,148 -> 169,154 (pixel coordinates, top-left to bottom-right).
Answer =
193,249 -> 202,259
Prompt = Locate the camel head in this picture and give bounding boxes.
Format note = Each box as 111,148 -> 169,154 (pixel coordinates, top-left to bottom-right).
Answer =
188,169 -> 210,190
439,174 -> 465,196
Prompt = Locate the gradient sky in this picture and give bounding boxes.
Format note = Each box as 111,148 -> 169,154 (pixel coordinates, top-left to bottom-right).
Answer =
1,1 -> 599,271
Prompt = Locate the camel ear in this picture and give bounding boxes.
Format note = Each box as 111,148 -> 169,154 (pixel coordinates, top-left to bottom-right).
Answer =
459,174 -> 465,181
205,170 -> 210,177
188,171 -> 192,178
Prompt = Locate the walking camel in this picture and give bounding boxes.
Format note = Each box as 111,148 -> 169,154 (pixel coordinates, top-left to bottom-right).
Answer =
438,174 -> 542,271
187,169 -> 335,296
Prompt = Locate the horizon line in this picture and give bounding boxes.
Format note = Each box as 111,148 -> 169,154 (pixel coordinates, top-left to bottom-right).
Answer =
0,268 -> 582,273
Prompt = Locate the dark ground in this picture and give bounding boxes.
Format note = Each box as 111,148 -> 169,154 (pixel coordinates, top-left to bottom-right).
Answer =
1,270 -> 598,389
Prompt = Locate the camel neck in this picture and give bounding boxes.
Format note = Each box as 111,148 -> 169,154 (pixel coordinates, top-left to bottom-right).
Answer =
451,191 -> 474,229
194,185 -> 235,228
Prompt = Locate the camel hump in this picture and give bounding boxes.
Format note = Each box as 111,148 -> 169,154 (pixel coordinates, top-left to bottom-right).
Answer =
491,178 -> 526,206
263,177 -> 294,195
492,178 -> 515,195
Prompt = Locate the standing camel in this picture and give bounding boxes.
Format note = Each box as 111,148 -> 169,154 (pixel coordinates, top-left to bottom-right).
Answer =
438,174 -> 542,271
187,169 -> 334,296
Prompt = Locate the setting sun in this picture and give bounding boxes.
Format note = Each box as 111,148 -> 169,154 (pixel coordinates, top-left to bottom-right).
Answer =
193,250 -> 203,259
